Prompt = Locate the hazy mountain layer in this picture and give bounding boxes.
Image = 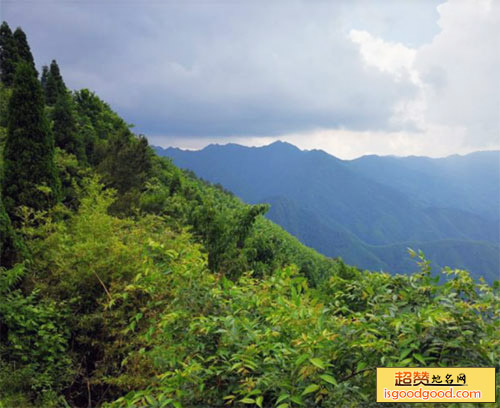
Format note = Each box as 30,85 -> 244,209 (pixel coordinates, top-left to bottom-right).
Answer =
155,142 -> 500,282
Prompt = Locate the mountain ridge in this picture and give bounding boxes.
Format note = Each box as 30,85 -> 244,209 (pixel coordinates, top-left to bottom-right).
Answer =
154,141 -> 500,282
156,141 -> 499,160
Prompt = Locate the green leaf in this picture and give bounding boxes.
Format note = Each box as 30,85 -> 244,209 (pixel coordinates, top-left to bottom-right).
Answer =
276,394 -> 289,404
301,384 -> 319,396
256,396 -> 263,408
240,398 -> 255,404
413,353 -> 426,365
309,358 -> 326,370
399,348 -> 412,360
319,374 -> 338,386
400,357 -> 413,366
276,404 -> 289,408
295,353 -> 309,366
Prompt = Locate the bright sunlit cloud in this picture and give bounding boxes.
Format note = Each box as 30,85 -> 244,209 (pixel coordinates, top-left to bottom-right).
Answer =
349,29 -> 419,84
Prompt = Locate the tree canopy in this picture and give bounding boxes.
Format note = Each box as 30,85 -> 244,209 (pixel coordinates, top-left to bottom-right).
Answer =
2,62 -> 60,219
0,21 -> 18,86
12,27 -> 35,73
44,59 -> 66,105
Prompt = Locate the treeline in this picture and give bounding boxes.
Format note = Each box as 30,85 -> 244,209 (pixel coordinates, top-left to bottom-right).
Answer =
0,22 -> 499,408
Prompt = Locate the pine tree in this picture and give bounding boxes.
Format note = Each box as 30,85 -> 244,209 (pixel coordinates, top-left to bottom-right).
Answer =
40,64 -> 49,92
12,27 -> 36,73
52,91 -> 86,161
2,62 -> 60,220
0,21 -> 18,86
45,59 -> 66,105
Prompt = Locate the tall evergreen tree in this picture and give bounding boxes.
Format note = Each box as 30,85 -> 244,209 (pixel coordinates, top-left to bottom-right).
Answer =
2,62 -> 60,220
44,59 -> 66,105
52,91 -> 86,161
12,27 -> 36,73
0,21 -> 18,86
40,64 -> 49,93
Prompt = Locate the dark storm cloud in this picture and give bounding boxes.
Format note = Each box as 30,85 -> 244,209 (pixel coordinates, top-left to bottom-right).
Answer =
2,0 -> 431,139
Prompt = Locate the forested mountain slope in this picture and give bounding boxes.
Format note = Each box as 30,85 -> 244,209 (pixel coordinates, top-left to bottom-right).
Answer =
157,142 -> 500,282
348,151 -> 500,221
0,22 -> 499,408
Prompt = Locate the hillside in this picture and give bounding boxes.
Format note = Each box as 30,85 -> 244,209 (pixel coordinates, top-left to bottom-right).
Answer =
348,151 -> 500,221
156,142 -> 500,282
0,23 -> 499,408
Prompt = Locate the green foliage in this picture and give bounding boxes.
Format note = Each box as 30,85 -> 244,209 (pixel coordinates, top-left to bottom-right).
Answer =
0,264 -> 73,406
74,89 -> 130,143
0,21 -> 17,86
2,62 -> 60,221
97,132 -> 153,214
0,191 -> 21,267
52,90 -> 86,161
12,27 -> 35,73
73,88 -> 134,169
105,256 -> 499,408
17,177 -> 212,405
40,64 -> 49,95
0,194 -> 10,261
1,24 -> 498,408
189,194 -> 268,277
44,59 -> 66,106
138,156 -> 343,283
0,23 -> 36,86
0,82 -> 11,128
245,216 -> 347,285
54,147 -> 90,209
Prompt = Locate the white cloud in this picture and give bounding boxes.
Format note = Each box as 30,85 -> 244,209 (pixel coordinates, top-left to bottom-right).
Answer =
413,0 -> 500,149
346,0 -> 500,156
349,29 -> 419,84
278,126 -> 470,159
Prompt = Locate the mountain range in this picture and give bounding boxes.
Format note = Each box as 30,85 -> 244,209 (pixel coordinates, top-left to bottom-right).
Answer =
154,141 -> 500,282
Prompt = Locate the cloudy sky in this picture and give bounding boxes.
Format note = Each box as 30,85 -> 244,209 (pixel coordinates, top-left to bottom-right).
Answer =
3,0 -> 499,158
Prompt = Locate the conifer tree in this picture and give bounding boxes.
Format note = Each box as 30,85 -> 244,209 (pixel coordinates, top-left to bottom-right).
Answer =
52,91 -> 86,161
40,64 -> 49,92
2,62 -> 60,220
0,21 -> 18,86
45,59 -> 66,105
12,27 -> 36,73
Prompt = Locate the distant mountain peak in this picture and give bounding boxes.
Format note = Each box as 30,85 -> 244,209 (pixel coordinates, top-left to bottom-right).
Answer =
202,143 -> 226,151
266,140 -> 300,151
200,140 -> 301,152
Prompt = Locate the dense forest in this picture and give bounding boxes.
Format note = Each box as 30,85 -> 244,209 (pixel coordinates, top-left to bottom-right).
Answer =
0,22 -> 499,408
157,143 -> 499,283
